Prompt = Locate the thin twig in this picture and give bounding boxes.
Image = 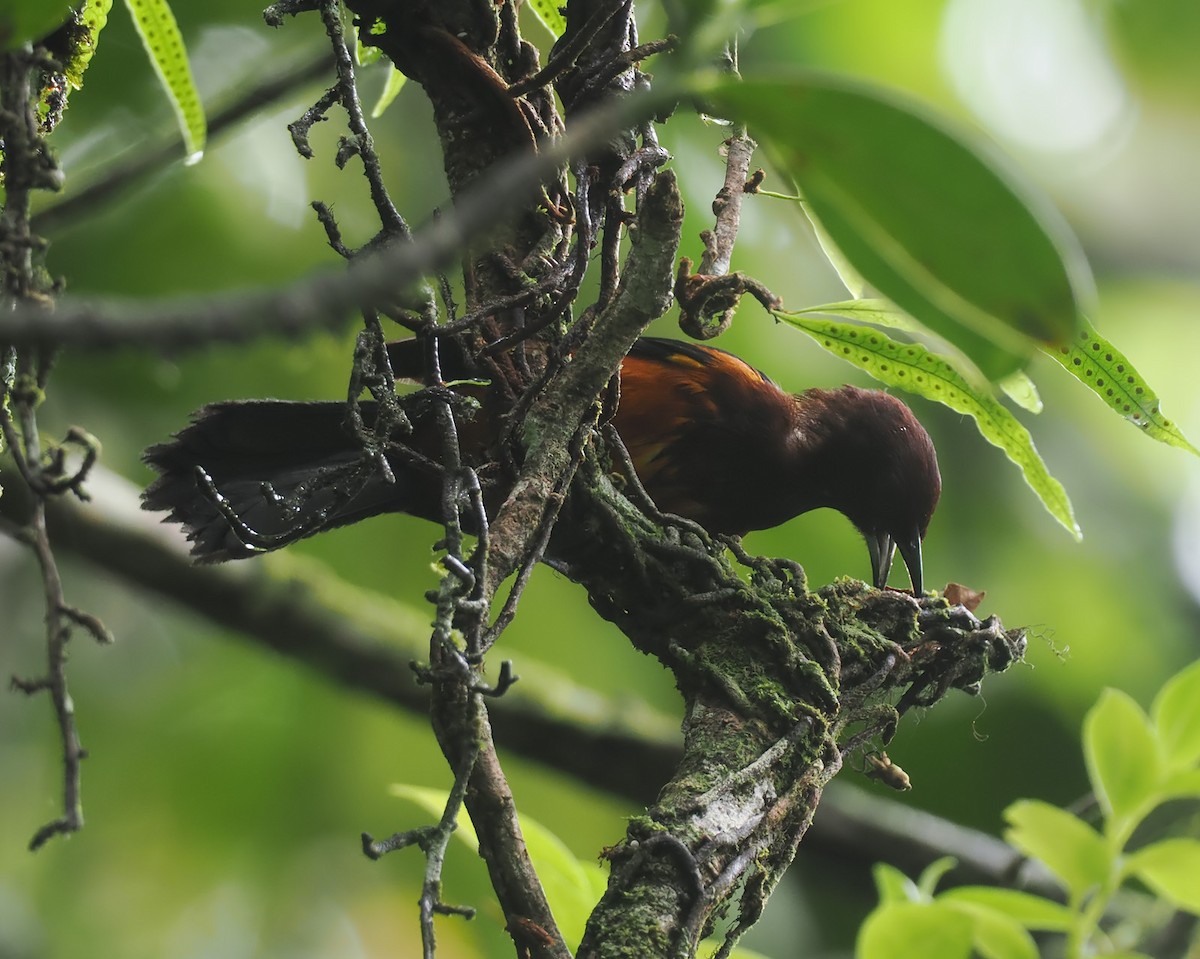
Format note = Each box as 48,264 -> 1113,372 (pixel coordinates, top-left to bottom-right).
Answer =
0,83 -> 671,350
0,47 -> 110,851
697,128 -> 757,277
507,0 -> 628,99
315,0 -> 408,238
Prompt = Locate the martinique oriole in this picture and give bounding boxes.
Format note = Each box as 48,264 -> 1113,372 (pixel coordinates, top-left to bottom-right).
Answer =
143,337 -> 940,592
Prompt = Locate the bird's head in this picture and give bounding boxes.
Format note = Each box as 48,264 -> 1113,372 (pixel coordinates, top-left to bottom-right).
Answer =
793,386 -> 941,594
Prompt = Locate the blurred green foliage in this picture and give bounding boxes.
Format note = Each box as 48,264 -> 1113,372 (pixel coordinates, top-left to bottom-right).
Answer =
3,2 -> 1199,958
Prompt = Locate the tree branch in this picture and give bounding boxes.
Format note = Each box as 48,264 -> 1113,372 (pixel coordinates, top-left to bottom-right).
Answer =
0,460 -> 1059,901
0,82 -> 673,350
1,44 -> 111,851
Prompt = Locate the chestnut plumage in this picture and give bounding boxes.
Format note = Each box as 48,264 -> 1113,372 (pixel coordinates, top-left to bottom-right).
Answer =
143,337 -> 941,591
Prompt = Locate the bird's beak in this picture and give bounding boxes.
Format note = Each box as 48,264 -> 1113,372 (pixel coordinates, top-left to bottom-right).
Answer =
896,528 -> 924,595
866,531 -> 896,591
867,528 -> 924,594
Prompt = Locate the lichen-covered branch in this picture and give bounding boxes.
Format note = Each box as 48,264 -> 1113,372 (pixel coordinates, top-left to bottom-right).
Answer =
2,459 -> 1047,903
0,44 -> 112,851
551,469 -> 1026,957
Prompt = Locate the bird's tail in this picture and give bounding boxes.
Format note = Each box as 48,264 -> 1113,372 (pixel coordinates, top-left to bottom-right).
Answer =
142,400 -> 420,562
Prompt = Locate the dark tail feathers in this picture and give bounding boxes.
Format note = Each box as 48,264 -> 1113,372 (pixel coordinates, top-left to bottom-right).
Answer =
143,400 -> 416,562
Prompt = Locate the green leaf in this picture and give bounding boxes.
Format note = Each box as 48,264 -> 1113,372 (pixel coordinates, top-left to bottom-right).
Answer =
61,0 -> 113,90
872,861 -> 921,905
1159,768 -> 1200,801
939,887 -> 1073,932
1083,689 -> 1162,823
942,900 -> 1038,959
1152,659 -> 1200,769
999,371 -> 1043,414
1125,838 -> 1200,913
804,208 -> 867,299
916,857 -> 958,901
1048,317 -> 1199,455
123,0 -> 206,160
355,35 -> 382,66
779,310 -> 1080,538
0,0 -> 74,49
857,902 -> 973,959
707,74 -> 1090,380
527,0 -> 566,37
1003,799 -> 1109,898
371,68 -> 408,118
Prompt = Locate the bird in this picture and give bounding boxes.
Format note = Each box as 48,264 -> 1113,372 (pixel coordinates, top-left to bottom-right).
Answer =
142,337 -> 941,592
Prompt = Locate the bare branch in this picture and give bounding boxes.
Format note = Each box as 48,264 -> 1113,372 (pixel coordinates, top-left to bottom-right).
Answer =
0,460 -> 1063,900
0,84 -> 671,351
0,45 -> 110,851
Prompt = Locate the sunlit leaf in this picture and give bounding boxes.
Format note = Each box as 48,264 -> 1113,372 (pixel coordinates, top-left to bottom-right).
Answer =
124,0 -> 206,161
872,861 -> 921,905
916,857 -> 957,901
355,35 -> 382,66
940,887 -> 1073,932
1048,317 -> 1199,455
371,68 -> 407,118
999,371 -> 1043,414
1003,799 -> 1109,899
1083,688 -> 1161,823
1159,768 -> 1200,801
527,0 -> 566,37
1152,658 -> 1200,769
779,311 -> 1080,538
61,0 -> 113,90
858,902 -> 973,959
1125,838 -> 1200,913
708,74 -> 1090,380
789,297 -> 1043,418
942,899 -> 1038,959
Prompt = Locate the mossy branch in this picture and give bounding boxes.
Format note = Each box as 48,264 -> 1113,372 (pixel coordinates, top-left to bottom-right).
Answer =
549,464 -> 1027,957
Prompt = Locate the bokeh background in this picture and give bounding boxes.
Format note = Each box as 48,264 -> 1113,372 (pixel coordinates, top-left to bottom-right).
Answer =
3,1 -> 1199,956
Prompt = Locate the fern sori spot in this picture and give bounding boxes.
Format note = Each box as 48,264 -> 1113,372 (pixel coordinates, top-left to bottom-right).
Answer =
124,0 -> 206,161
527,0 -> 566,37
778,311 -> 1080,539
1051,318 -> 1199,455
708,75 -> 1090,381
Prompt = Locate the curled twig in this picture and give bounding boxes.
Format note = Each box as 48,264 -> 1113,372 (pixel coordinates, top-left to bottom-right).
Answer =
675,256 -> 782,340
